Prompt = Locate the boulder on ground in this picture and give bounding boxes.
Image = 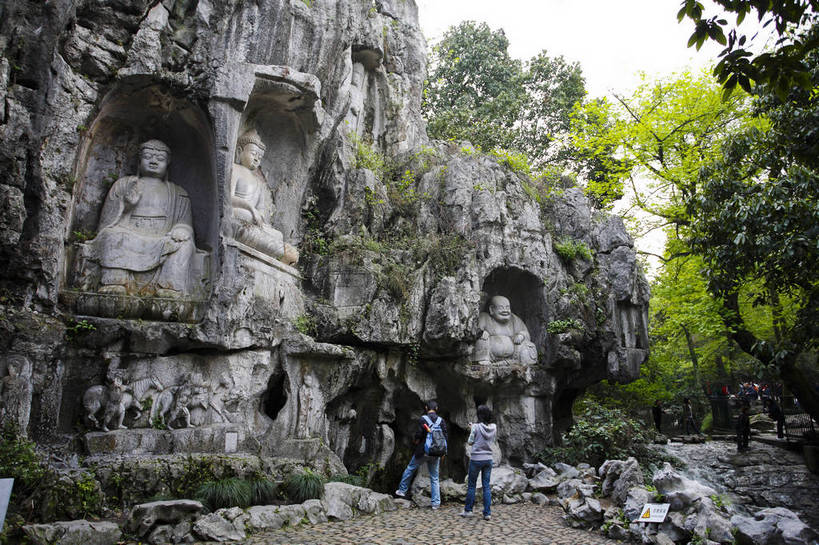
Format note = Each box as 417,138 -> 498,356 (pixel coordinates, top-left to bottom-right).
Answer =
486,465 -> 528,496
127,499 -> 204,538
561,496 -> 603,528
531,492 -> 548,505
439,478 -> 467,501
553,463 -> 580,480
624,486 -> 654,521
246,505 -> 287,531
749,413 -> 775,432
557,478 -> 595,499
192,511 -> 246,542
23,520 -> 121,545
322,481 -> 396,520
652,462 -> 717,510
598,457 -> 644,505
522,462 -> 549,477
528,467 -> 560,492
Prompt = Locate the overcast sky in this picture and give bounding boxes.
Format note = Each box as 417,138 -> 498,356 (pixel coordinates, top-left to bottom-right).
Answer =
416,0 -> 745,99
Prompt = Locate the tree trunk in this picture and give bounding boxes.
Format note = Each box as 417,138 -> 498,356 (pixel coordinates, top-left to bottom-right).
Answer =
680,324 -> 700,391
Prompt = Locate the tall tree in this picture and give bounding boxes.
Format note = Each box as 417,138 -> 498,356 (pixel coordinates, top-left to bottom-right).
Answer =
570,70 -> 751,221
517,52 -> 586,168
686,46 -> 819,421
423,21 -> 585,166
423,21 -> 525,152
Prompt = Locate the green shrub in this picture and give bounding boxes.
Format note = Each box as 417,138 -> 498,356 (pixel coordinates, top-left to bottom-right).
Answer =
351,132 -> 388,180
284,468 -> 325,503
553,239 -> 593,262
488,148 -> 532,176
328,463 -> 375,488
0,425 -> 107,542
537,399 -> 651,468
294,314 -> 317,336
195,478 -> 252,511
546,319 -> 583,334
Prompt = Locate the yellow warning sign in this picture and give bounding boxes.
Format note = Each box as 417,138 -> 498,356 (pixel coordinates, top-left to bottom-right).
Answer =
636,503 -> 670,523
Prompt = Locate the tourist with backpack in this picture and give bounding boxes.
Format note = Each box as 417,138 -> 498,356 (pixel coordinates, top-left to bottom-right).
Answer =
395,400 -> 448,509
459,404 -> 496,521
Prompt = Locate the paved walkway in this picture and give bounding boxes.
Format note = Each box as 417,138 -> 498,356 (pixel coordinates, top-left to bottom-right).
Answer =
239,503 -> 621,545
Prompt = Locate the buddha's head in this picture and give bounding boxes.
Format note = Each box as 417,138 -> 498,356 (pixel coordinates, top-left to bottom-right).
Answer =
237,129 -> 266,171
488,295 -> 512,323
139,140 -> 171,179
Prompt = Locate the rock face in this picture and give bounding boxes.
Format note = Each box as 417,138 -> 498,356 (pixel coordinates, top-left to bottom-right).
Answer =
0,0 -> 648,481
663,441 -> 819,531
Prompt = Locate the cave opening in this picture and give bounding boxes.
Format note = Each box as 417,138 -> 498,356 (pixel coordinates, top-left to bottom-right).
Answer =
261,372 -> 288,421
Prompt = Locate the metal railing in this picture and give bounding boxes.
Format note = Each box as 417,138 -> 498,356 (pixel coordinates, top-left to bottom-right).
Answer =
781,395 -> 817,442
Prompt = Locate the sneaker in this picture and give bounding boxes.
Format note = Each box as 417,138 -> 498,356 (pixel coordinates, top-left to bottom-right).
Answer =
431,505 -> 440,510
459,510 -> 474,517
394,489 -> 406,498
483,515 -> 491,521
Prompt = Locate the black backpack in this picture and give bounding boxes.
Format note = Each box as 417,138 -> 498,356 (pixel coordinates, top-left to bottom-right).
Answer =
422,415 -> 447,457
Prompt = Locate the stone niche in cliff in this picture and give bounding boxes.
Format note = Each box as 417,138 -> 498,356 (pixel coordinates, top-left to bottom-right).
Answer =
465,267 -> 548,382
60,81 -> 217,323
212,65 -> 326,341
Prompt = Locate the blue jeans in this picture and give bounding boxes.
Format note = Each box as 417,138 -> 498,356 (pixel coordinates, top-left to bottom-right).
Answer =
464,458 -> 492,516
397,454 -> 440,506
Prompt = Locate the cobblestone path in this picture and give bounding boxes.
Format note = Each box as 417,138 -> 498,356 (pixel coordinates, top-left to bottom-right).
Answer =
240,503 -> 621,545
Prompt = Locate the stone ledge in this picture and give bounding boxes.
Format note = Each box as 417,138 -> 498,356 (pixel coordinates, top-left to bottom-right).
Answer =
60,290 -> 207,323
84,424 -> 245,455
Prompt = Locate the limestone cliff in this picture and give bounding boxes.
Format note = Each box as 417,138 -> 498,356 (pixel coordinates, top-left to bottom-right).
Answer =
0,0 -> 648,477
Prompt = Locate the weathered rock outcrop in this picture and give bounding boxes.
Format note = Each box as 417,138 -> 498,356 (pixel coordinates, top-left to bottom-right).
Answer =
0,0 -> 648,490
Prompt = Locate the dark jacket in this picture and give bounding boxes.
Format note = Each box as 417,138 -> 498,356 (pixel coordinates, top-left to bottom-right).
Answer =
768,401 -> 784,421
413,410 -> 448,458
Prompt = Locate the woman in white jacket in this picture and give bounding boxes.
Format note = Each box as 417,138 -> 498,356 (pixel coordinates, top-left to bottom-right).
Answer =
460,404 -> 497,520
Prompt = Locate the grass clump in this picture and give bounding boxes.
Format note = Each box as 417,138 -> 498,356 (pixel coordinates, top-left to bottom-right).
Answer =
250,478 -> 279,506
284,468 -> 325,503
195,477 -> 252,511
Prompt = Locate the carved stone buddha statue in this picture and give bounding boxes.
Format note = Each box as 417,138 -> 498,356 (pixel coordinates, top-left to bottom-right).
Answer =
472,295 -> 538,365
230,129 -> 298,266
89,139 -> 198,297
